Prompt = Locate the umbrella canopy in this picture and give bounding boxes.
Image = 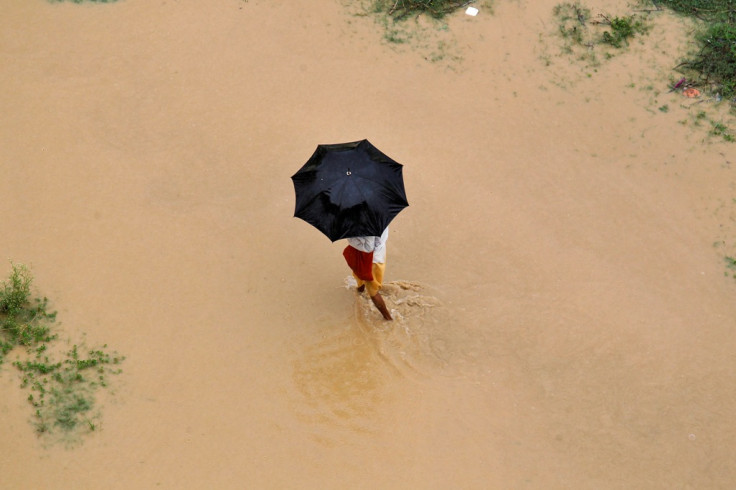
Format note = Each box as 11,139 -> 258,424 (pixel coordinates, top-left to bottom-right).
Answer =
291,139 -> 409,242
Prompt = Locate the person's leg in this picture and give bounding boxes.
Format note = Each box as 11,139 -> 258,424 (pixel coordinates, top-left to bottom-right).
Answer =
370,292 -> 392,320
365,262 -> 391,320
371,262 -> 385,289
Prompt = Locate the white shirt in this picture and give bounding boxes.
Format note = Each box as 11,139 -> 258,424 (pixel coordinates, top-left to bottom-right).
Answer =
347,227 -> 389,264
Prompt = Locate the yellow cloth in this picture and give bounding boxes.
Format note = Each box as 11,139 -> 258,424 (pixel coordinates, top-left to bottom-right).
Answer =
354,261 -> 385,297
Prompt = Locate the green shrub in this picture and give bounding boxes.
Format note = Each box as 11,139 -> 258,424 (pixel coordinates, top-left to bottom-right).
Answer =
0,263 -> 32,316
657,0 -> 736,100
601,15 -> 649,48
688,22 -> 736,98
0,264 -> 56,356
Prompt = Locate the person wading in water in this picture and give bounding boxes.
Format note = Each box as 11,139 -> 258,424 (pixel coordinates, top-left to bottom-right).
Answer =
343,227 -> 392,321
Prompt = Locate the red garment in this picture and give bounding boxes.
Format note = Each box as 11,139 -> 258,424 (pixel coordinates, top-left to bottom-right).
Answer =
343,245 -> 374,281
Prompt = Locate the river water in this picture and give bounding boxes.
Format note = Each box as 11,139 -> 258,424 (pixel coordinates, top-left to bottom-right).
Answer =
2,0 -> 736,488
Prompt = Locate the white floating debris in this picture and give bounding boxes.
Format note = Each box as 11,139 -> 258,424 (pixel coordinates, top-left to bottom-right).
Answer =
465,6 -> 479,16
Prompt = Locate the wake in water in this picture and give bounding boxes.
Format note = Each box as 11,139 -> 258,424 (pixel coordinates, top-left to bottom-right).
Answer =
347,278 -> 492,382
290,279 -> 497,444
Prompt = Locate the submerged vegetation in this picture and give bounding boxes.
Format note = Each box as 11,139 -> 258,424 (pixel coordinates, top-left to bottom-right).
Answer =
600,14 -> 650,48
352,0 -> 493,64
657,0 -> 736,100
725,255 -> 736,279
552,0 -> 735,103
1,262 -> 124,444
655,0 -> 735,23
15,342 -> 124,436
678,21 -> 736,99
550,0 -> 735,141
553,2 -> 651,64
369,0 -> 476,19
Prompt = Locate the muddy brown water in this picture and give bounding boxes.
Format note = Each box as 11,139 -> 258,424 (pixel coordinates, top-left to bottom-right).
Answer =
2,0 -> 736,488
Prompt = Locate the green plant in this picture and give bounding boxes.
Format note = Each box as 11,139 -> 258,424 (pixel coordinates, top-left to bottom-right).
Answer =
371,0 -> 473,19
554,2 -> 592,45
551,2 -> 650,66
382,18 -> 411,44
353,0 -> 466,65
686,23 -> 736,98
0,262 -> 31,316
0,263 -> 56,363
654,0 -> 735,24
0,262 -> 124,442
710,120 -> 736,140
16,343 -> 124,435
656,0 -> 736,101
725,255 -> 736,277
600,14 -> 649,47
552,2 -> 599,64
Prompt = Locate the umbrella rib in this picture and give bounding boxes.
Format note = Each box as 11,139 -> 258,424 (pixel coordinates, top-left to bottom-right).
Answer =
351,176 -> 371,203
348,176 -> 393,235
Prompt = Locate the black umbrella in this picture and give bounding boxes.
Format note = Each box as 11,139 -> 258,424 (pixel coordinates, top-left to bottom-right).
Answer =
291,139 -> 408,242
